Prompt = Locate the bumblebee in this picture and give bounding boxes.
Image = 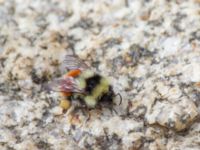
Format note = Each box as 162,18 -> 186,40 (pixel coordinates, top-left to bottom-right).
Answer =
47,55 -> 120,109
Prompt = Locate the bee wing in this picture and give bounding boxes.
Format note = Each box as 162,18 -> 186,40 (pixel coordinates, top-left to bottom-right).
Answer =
44,77 -> 84,93
61,55 -> 89,72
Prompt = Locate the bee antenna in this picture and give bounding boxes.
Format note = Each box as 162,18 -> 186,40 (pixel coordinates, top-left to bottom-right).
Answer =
114,93 -> 122,105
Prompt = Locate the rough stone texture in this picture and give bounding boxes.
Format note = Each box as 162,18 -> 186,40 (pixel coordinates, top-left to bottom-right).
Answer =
0,0 -> 200,149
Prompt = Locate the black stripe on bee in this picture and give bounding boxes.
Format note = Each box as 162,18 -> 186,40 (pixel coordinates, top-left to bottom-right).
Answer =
85,74 -> 101,94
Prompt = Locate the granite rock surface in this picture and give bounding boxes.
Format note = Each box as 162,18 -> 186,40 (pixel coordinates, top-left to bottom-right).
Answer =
0,0 -> 200,149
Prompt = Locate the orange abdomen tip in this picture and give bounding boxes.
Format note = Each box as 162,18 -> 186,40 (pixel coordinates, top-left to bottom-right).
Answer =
60,92 -> 72,97
65,69 -> 81,78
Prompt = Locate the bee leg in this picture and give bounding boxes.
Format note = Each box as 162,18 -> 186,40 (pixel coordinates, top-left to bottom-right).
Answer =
110,106 -> 118,115
70,105 -> 91,123
84,108 -> 91,123
66,105 -> 76,124
66,105 -> 76,116
101,101 -> 118,115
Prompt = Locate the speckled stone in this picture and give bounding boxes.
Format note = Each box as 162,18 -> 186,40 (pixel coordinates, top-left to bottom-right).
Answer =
0,0 -> 200,149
